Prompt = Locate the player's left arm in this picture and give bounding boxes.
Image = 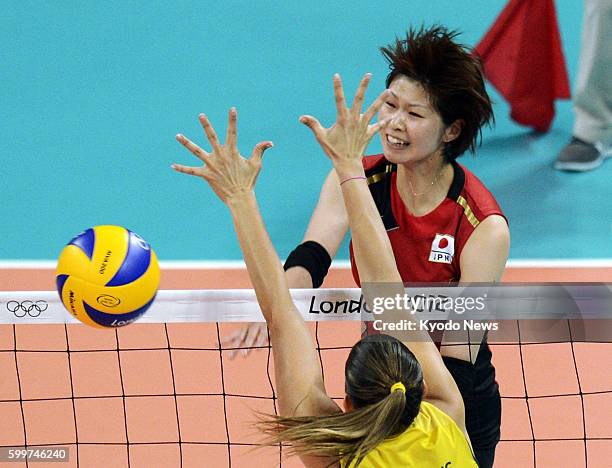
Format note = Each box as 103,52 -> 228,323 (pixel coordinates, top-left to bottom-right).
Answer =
172,109 -> 340,421
439,214 -> 510,362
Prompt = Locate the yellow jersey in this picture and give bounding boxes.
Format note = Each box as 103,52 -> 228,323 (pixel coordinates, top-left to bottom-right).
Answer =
342,401 -> 478,467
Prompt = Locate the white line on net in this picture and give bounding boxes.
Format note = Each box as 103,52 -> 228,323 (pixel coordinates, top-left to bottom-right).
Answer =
0,289 -> 364,325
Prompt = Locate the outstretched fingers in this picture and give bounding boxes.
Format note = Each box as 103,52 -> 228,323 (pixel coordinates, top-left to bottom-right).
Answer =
333,74 -> 348,121
225,107 -> 238,151
176,134 -> 210,162
199,114 -> 223,154
350,73 -> 372,117
299,115 -> 326,141
249,141 -> 274,166
175,133 -> 219,172
171,163 -> 205,178
368,117 -> 392,137
363,89 -> 390,124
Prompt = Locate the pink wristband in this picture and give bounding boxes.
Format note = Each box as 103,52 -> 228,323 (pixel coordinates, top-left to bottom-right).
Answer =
340,176 -> 366,186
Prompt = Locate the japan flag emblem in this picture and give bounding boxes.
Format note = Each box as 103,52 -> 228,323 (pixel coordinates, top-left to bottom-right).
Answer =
429,234 -> 455,264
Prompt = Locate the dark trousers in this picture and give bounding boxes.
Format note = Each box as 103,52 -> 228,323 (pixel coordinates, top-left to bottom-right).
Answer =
474,446 -> 496,468
443,353 -> 502,468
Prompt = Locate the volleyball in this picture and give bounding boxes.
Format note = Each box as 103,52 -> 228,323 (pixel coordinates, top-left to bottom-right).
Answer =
56,225 -> 160,328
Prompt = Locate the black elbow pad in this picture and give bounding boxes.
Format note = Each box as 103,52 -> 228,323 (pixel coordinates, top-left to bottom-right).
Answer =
283,241 -> 332,288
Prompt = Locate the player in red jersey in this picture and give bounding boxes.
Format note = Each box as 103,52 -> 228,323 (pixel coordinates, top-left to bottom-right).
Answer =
225,26 -> 510,468
349,154 -> 506,285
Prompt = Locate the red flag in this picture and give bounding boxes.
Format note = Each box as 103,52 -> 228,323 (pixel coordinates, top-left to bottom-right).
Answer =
475,0 -> 571,132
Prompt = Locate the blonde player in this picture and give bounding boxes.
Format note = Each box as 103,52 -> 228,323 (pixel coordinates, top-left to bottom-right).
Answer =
173,74 -> 478,465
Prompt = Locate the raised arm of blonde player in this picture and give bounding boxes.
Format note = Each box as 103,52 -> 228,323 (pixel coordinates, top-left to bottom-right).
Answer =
220,166 -> 349,358
172,110 -> 341,467
300,73 -> 467,433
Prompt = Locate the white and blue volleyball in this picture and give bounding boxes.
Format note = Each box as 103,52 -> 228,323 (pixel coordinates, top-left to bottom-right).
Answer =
56,225 -> 160,328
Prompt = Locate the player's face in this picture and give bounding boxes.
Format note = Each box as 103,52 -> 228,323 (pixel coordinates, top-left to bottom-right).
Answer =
378,75 -> 450,166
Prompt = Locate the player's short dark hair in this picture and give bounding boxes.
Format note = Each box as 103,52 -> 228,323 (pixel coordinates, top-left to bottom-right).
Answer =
380,25 -> 494,160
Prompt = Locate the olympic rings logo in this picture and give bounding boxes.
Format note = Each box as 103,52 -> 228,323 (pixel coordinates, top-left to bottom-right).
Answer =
6,300 -> 48,318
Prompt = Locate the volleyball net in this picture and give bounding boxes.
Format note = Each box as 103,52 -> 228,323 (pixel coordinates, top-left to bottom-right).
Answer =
1,287 -> 611,468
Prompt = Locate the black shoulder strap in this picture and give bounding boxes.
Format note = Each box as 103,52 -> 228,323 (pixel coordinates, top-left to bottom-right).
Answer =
447,160 -> 465,201
365,160 -> 465,229
365,162 -> 398,231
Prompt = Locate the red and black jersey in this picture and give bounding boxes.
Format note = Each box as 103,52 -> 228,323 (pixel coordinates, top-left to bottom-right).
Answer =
348,155 -> 506,460
350,154 -> 507,285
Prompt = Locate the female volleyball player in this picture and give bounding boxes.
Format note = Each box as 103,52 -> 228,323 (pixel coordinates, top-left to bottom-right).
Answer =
224,26 -> 509,468
173,92 -> 478,466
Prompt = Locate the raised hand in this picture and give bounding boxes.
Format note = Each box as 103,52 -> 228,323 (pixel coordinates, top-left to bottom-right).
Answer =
300,73 -> 389,177
172,108 -> 273,203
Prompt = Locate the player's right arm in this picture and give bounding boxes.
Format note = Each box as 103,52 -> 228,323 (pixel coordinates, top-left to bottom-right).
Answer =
222,168 -> 349,356
301,72 -> 467,434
